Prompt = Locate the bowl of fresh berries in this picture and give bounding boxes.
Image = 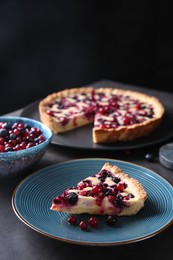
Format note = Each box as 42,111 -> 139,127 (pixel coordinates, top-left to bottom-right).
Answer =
0,116 -> 52,177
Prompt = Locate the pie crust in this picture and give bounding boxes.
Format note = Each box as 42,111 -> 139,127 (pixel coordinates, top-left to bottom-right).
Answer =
39,86 -> 164,143
51,162 -> 147,216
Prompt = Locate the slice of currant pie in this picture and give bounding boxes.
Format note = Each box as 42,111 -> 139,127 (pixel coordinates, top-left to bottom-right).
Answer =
51,163 -> 147,216
39,86 -> 164,143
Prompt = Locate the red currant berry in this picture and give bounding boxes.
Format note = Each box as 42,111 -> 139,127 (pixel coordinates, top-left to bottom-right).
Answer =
47,110 -> 54,116
20,142 -> 27,149
8,139 -> 17,146
16,136 -> 23,144
136,103 -> 141,110
108,195 -> 116,203
0,144 -> 5,152
26,142 -> 35,148
18,123 -> 25,129
13,128 -> 20,135
5,143 -> 13,149
123,116 -> 131,125
68,215 -> 77,225
116,183 -> 124,191
14,144 -> 22,151
79,220 -> 87,231
0,137 -> 5,145
89,217 -> 98,228
77,181 -> 86,190
38,134 -> 45,142
92,184 -> 103,195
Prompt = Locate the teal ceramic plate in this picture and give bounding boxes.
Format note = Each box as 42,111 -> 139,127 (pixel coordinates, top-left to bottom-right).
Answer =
12,159 -> 173,246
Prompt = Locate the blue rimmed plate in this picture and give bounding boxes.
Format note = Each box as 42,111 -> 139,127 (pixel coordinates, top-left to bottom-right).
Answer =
12,159 -> 173,246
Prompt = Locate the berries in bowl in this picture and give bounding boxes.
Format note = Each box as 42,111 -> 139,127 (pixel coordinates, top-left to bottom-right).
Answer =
0,116 -> 52,177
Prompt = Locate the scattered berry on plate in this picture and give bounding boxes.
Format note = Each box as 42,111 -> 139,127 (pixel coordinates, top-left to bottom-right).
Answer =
88,217 -> 98,228
106,215 -> 117,226
79,220 -> 88,231
68,215 -> 77,225
145,153 -> 155,162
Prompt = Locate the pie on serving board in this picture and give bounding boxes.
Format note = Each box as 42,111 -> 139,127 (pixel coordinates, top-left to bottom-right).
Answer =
39,87 -> 164,143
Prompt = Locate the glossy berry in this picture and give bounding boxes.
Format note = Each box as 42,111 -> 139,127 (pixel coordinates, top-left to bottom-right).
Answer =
47,110 -> 55,116
53,196 -> 64,204
0,145 -> 5,152
128,193 -> 135,198
67,192 -> 78,205
100,169 -> 109,177
5,146 -> 13,152
92,184 -> 103,195
108,195 -> 116,203
26,142 -> 35,148
20,142 -> 27,149
106,215 -> 117,226
145,153 -> 155,162
136,103 -> 141,110
13,128 -> 20,135
9,133 -> 17,140
2,122 -> 12,129
116,182 -> 125,191
112,177 -> 120,183
123,116 -> 131,125
123,196 -> 130,200
68,215 -> 77,225
0,137 -> 5,145
79,220 -> 87,231
89,217 -> 98,228
77,181 -> 86,190
0,129 -> 7,138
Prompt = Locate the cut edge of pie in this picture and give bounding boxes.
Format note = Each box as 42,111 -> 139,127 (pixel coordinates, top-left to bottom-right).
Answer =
39,87 -> 95,134
39,86 -> 165,143
50,162 -> 147,216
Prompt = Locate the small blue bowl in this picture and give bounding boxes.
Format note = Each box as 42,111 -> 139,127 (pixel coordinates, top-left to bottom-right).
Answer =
0,116 -> 52,177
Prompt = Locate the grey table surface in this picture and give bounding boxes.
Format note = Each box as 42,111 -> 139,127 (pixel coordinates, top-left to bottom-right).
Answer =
1,80 -> 173,260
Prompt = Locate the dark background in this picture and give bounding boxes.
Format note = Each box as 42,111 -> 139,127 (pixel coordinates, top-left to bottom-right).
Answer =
1,0 -> 173,115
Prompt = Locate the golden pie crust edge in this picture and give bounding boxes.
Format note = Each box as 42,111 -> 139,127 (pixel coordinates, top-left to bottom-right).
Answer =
102,162 -> 147,216
38,86 -> 165,143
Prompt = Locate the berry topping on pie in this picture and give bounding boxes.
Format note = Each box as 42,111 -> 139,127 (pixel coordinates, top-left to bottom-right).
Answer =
39,87 -> 164,143
51,163 -> 147,216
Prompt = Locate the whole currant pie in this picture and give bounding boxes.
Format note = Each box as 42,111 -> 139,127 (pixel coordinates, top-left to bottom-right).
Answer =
39,87 -> 164,143
51,162 -> 147,216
